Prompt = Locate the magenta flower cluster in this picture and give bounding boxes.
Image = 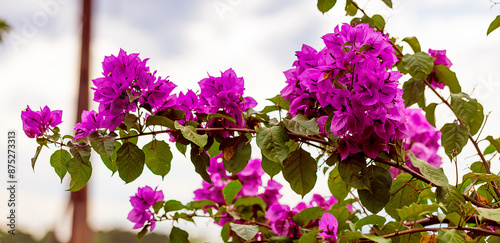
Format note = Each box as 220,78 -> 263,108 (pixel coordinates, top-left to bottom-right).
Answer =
390,108 -> 442,178
21,106 -> 62,138
194,153 -> 282,208
428,49 -> 453,89
192,154 -> 341,239
74,49 -> 256,139
265,194 -> 340,239
280,23 -> 408,160
197,69 -> 258,137
193,154 -> 282,226
127,186 -> 164,231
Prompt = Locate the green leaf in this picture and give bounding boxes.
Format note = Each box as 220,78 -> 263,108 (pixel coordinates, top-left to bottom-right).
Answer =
256,126 -> 290,163
402,52 -> 434,80
436,185 -> 465,214
317,0 -> 337,13
328,166 -> 350,202
261,153 -> 282,179
207,140 -> 221,158
170,226 -> 189,243
143,140 -> 172,179
381,0 -> 392,8
152,201 -> 165,214
292,206 -> 324,227
410,154 -> 449,187
207,111 -> 237,125
469,103 -> 484,136
372,14 -> 385,30
89,131 -> 117,169
299,230 -> 320,243
124,113 -> 138,130
223,180 -> 242,206
233,197 -> 267,209
267,94 -> 290,111
397,203 -> 440,221
283,114 -> 320,136
174,122 -> 208,148
385,174 -> 420,220
338,154 -> 368,190
221,223 -> 230,243
176,142 -> 187,156
438,229 -> 466,243
450,92 -> 478,125
354,215 -> 386,231
269,236 -> 293,243
476,207 -> 500,222
67,157 -> 92,191
345,0 -> 357,16
116,142 -> 145,183
402,78 -> 425,107
486,135 -> 500,154
187,199 -> 217,210
441,122 -> 468,159
31,145 -> 43,170
344,231 -> 390,243
190,145 -> 211,183
164,200 -> 184,213
50,148 -> 71,182
434,65 -> 461,94
69,143 -> 91,166
221,135 -> 251,174
358,165 -> 392,214
402,36 -> 421,53
282,148 -> 317,197
463,172 -> 500,183
136,225 -> 148,243
145,115 -> 174,129
229,223 -> 259,242
424,103 -> 438,127
487,15 -> 500,36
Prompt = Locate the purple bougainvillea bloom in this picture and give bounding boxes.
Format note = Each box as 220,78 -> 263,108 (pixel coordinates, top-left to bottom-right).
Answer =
127,186 -> 164,231
21,105 -> 62,138
391,108 -> 442,178
259,180 -> 283,207
318,212 -> 338,241
92,49 -> 178,132
428,49 -> 453,89
237,158 -> 265,197
265,204 -> 295,236
280,23 -> 408,160
73,110 -> 103,139
197,68 -> 257,138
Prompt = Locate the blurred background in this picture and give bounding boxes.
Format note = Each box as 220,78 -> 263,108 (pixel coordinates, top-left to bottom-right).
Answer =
0,0 -> 499,242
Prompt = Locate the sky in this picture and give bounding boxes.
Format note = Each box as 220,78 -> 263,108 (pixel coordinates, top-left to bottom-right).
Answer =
0,0 -> 499,242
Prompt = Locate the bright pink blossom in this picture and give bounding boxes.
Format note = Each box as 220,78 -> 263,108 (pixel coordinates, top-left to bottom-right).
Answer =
21,105 -> 62,138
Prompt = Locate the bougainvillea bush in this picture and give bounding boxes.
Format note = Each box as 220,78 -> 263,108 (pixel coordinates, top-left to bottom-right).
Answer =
21,1 -> 500,242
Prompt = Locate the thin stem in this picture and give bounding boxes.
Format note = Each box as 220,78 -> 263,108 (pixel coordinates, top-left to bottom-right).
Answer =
423,79 -> 500,200
377,226 -> 500,239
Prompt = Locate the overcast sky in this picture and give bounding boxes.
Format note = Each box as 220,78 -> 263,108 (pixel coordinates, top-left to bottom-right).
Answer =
1,0 -> 499,241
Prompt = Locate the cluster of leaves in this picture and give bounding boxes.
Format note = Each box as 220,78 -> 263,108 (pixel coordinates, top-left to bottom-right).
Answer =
22,0 -> 500,242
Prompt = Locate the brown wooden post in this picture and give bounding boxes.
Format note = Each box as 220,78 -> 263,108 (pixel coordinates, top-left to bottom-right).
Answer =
70,0 -> 92,242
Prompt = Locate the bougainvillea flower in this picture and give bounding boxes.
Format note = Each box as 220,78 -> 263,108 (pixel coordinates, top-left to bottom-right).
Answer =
127,186 -> 164,231
428,49 -> 453,89
391,108 -> 442,178
318,212 -> 338,241
280,23 -> 408,160
21,105 -> 62,138
197,68 -> 257,137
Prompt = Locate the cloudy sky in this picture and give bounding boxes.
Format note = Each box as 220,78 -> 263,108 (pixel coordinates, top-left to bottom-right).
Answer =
1,0 -> 499,241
